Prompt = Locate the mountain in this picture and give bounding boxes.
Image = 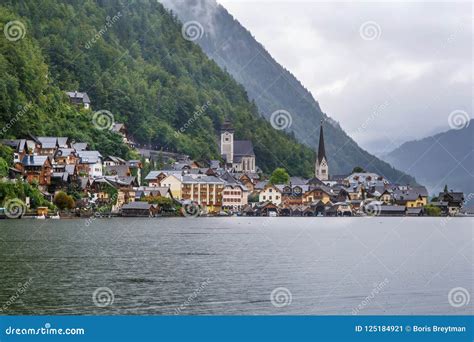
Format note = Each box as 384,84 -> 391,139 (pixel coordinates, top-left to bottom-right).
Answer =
159,0 -> 417,184
384,122 -> 473,197
0,0 -> 319,176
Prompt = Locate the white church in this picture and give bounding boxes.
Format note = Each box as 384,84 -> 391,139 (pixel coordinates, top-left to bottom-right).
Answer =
220,120 -> 256,173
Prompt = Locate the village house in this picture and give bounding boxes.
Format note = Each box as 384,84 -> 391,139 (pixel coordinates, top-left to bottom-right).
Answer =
393,186 -> 428,207
103,156 -> 126,167
121,202 -> 158,217
303,186 -> 332,204
258,184 -> 282,206
220,172 -> 248,210
111,123 -> 136,148
181,175 -> 225,213
77,150 -> 103,178
16,155 -> 53,187
438,191 -> 464,216
66,91 -> 91,109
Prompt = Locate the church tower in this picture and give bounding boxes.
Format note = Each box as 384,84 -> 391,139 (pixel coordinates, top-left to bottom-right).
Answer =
315,120 -> 329,180
220,119 -> 234,164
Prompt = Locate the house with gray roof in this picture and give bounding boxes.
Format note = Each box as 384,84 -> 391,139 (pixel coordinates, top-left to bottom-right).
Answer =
66,91 -> 90,109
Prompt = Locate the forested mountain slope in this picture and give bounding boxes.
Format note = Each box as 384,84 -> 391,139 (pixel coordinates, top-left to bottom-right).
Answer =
0,0 -> 320,176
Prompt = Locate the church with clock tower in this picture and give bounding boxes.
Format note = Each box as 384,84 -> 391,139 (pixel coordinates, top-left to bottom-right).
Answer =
315,120 -> 329,181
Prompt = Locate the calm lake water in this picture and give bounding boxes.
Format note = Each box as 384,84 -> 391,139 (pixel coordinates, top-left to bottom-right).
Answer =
0,217 -> 472,315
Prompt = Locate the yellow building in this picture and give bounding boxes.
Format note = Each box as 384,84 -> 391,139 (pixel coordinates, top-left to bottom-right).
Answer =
160,174 -> 183,200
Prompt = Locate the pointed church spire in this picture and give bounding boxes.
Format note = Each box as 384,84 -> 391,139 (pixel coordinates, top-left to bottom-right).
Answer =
315,119 -> 329,180
317,119 -> 326,163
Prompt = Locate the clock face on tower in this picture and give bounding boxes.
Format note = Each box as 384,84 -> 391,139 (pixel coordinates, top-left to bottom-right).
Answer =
294,187 -> 302,195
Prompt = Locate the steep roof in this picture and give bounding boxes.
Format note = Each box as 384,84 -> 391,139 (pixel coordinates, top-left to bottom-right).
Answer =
317,120 -> 326,163
66,91 -> 90,104
21,155 -> 50,167
233,140 -> 255,156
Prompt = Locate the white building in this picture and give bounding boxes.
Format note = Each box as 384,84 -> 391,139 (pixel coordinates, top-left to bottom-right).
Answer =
220,120 -> 256,173
258,184 -> 282,206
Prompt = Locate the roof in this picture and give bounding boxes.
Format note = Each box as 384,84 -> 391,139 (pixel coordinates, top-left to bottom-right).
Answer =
380,205 -> 406,212
233,140 -> 255,157
438,191 -> 464,202
72,142 -> 88,151
52,172 -> 69,182
105,156 -> 126,164
77,150 -> 102,164
65,164 -> 76,175
182,175 -> 224,184
121,202 -> 155,210
56,148 -> 75,157
111,123 -> 125,132
37,137 -> 58,149
317,120 -> 326,163
393,187 -> 428,202
105,165 -> 130,177
406,207 -> 423,214
145,170 -> 182,180
21,155 -> 50,167
290,176 -> 308,185
220,171 -> 239,185
66,91 -> 90,104
210,160 -> 221,169
221,119 -> 234,132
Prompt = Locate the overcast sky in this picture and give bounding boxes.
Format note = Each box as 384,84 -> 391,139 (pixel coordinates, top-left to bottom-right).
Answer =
217,0 -> 472,155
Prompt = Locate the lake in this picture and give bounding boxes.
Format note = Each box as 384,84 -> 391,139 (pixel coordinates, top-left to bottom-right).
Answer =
0,217 -> 472,315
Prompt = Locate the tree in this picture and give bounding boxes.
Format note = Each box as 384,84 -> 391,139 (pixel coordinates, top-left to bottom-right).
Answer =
352,166 -> 365,173
54,191 -> 75,210
425,204 -> 442,216
269,168 -> 290,185
0,158 -> 8,178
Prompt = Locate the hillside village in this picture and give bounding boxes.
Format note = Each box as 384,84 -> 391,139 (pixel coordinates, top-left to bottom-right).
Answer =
0,92 -> 467,219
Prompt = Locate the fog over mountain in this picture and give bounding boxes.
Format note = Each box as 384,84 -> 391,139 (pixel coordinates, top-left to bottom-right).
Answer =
160,0 -> 419,184
215,0 -> 472,155
384,121 -> 473,197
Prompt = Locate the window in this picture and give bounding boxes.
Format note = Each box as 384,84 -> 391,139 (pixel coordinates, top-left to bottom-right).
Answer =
269,196 -> 272,200
263,196 -> 266,200
269,189 -> 272,192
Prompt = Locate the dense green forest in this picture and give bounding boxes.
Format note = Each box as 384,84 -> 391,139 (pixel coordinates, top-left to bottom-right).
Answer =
0,0 -> 317,177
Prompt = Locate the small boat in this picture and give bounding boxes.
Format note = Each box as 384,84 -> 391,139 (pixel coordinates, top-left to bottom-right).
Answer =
35,215 -> 46,219
50,214 -> 60,219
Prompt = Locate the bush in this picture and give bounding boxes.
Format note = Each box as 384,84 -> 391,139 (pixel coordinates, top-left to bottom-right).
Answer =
425,204 -> 441,216
54,191 -> 75,210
